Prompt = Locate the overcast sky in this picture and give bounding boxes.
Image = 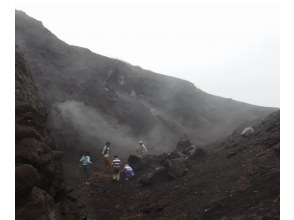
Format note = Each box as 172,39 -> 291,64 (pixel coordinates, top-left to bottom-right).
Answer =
15,0 -> 279,107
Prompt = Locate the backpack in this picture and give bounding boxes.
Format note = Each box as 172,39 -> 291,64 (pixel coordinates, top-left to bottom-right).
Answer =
101,146 -> 109,156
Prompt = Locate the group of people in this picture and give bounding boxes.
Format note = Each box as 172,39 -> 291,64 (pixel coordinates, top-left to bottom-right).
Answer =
79,140 -> 148,185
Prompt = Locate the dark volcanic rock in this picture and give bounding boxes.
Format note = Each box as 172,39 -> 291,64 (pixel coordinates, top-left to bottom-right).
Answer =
189,147 -> 206,160
141,198 -> 169,214
138,154 -> 169,170
136,139 -> 198,185
15,44 -> 87,220
127,154 -> 142,170
15,164 -> 40,196
16,187 -> 56,220
165,158 -> 189,179
168,151 -> 185,159
15,123 -> 44,142
176,138 -> 198,157
139,166 -> 169,187
176,139 -> 193,151
139,173 -> 155,186
16,137 -> 62,166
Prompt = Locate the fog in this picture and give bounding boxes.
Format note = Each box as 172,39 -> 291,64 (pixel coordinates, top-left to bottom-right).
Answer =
56,100 -> 178,158
15,0 -> 279,107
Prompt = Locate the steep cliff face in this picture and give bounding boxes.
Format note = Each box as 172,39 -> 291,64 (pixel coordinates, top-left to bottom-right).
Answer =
15,45 -> 87,220
15,10 -> 276,157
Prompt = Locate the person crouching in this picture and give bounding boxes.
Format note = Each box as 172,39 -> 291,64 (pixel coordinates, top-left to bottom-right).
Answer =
112,155 -> 121,182
123,162 -> 134,181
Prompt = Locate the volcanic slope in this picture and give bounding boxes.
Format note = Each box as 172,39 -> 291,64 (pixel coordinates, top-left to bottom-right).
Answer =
15,10 -> 276,156
68,110 -> 279,220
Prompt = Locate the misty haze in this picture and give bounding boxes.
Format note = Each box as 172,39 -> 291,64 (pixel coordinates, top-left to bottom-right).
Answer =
15,1 -> 280,219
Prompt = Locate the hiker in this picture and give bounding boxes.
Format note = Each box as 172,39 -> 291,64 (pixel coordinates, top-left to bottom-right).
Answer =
101,141 -> 112,173
112,155 -> 121,182
123,162 -> 134,181
80,152 -> 92,185
136,140 -> 147,156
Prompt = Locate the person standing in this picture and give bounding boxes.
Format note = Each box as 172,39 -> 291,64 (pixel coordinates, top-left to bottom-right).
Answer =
136,140 -> 147,157
80,152 -> 92,185
112,155 -> 121,182
101,141 -> 112,173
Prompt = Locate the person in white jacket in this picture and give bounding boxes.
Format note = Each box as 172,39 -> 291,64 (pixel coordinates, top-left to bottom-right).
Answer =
136,140 -> 147,157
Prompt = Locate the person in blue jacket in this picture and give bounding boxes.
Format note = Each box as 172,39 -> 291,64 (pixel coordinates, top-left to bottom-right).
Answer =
80,152 -> 92,185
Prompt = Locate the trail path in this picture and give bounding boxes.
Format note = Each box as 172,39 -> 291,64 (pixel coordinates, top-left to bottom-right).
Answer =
63,160 -> 145,220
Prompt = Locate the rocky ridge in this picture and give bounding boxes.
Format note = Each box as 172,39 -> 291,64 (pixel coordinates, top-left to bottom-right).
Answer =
15,45 -> 87,220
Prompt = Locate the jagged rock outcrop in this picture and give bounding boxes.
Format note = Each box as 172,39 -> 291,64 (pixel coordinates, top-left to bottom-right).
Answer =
131,138 -> 204,186
16,186 -> 56,220
165,158 -> 189,179
15,45 -> 87,220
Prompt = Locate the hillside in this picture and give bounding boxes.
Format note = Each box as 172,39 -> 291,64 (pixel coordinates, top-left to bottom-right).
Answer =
67,110 -> 280,219
15,10 -> 276,158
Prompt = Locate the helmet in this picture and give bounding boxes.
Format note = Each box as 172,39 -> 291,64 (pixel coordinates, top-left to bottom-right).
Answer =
106,141 -> 111,145
139,140 -> 143,144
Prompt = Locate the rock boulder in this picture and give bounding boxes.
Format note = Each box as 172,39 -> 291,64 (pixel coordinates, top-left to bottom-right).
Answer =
16,164 -> 40,196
